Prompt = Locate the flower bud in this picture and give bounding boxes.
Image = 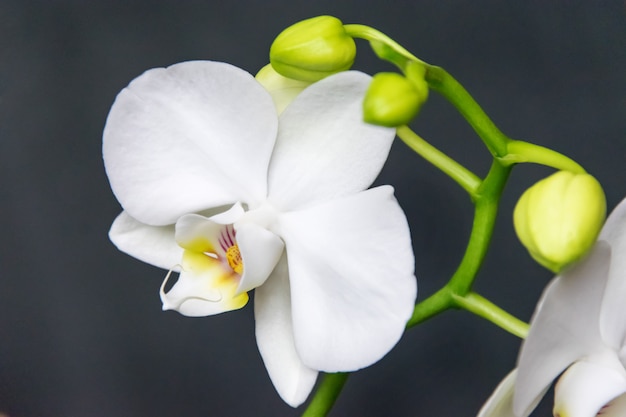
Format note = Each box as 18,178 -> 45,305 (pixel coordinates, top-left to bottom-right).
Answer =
270,16 -> 356,82
514,171 -> 606,273
363,71 -> 428,127
255,64 -> 312,114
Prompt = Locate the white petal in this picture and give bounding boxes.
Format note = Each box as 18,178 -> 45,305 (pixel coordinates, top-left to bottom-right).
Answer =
175,204 -> 245,256
254,256 -> 318,407
235,223 -> 284,294
103,61 -> 277,226
514,242 -> 611,417
278,186 -> 417,371
477,370 -> 518,417
109,211 -> 182,270
160,250 -> 248,316
598,196 -> 626,349
478,369 -> 547,417
267,71 -> 395,211
554,357 -> 626,417
597,393 -> 626,417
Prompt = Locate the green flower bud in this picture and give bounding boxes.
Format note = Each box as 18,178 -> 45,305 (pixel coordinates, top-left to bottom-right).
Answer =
270,16 -> 356,82
514,171 -> 606,273
255,64 -> 312,114
363,70 -> 428,127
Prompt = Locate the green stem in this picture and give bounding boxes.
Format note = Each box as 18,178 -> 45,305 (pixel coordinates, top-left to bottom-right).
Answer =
343,24 -> 421,63
407,287 -> 453,328
452,292 -> 529,339
345,26 -> 515,160
301,373 -> 349,417
408,161 -> 510,327
424,66 -> 510,157
447,161 -> 511,293
502,140 -> 586,173
396,125 -> 481,196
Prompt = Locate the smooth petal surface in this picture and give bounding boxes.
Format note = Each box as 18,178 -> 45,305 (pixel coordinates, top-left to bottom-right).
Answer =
554,358 -> 626,417
598,196 -> 626,349
160,250 -> 248,316
477,370 -> 518,417
235,222 -> 284,294
278,186 -> 416,371
175,204 -> 245,255
267,71 -> 395,211
597,393 -> 626,417
478,369 -> 547,417
514,242 -> 611,417
103,61 -> 277,226
109,211 -> 182,271
254,256 -> 318,407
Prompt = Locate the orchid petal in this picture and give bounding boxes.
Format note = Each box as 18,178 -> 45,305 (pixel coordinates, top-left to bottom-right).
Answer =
175,204 -> 245,255
598,196 -> 626,349
267,71 -> 395,211
254,256 -> 318,407
235,223 -> 284,294
477,370 -> 518,417
596,393 -> 626,417
160,250 -> 248,316
103,61 -> 277,226
554,358 -> 626,417
109,211 -> 182,271
514,242 -> 611,417
278,186 -> 416,371
478,369 -> 547,417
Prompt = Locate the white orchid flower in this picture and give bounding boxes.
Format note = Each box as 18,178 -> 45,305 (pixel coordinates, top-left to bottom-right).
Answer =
478,197 -> 626,417
103,61 -> 417,407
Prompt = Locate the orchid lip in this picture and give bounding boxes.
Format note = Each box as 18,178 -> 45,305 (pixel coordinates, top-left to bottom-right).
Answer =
218,224 -> 244,275
160,268 -> 224,305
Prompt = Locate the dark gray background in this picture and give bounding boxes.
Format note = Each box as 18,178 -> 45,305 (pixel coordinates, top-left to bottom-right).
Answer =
1,1 -> 625,416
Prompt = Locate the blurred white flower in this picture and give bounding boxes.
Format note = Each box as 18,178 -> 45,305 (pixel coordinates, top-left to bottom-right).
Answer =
479,197 -> 626,417
103,61 -> 417,407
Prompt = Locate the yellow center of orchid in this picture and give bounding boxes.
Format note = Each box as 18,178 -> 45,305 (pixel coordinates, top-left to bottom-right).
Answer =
226,244 -> 243,275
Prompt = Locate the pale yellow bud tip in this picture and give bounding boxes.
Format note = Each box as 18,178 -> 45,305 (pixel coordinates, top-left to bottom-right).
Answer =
514,170 -> 606,273
269,15 -> 356,82
255,64 -> 311,114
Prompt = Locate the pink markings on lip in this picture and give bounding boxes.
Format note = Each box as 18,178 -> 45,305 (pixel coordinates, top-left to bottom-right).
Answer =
218,225 -> 237,252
